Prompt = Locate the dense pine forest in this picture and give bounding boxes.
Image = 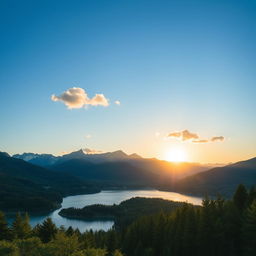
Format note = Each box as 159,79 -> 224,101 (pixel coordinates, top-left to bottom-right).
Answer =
0,184 -> 256,256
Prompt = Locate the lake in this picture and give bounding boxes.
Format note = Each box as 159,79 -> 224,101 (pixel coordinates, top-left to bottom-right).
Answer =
8,190 -> 202,232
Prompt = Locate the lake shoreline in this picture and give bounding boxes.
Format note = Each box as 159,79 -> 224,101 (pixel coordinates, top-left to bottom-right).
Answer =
6,189 -> 202,232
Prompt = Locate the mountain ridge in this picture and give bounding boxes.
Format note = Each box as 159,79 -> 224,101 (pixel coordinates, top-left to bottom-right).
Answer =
174,156 -> 256,196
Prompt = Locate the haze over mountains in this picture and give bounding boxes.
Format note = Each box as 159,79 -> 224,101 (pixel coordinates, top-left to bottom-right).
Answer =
13,148 -> 256,195
14,148 -> 210,181
1,148 -> 256,213
13,149 -> 141,167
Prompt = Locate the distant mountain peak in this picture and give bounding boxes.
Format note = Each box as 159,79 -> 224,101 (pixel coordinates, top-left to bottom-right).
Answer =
62,149 -> 86,158
110,150 -> 127,156
0,151 -> 10,158
129,153 -> 142,159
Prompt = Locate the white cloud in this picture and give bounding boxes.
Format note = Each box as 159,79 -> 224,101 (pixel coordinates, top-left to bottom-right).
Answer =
115,100 -> 121,105
167,129 -> 225,143
168,130 -> 199,141
89,94 -> 109,107
51,87 -> 110,109
85,134 -> 92,139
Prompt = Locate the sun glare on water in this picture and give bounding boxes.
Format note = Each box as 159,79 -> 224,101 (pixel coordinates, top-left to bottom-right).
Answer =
165,148 -> 187,162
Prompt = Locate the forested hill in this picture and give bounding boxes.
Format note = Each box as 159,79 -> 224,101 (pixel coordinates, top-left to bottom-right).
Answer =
0,152 -> 99,213
59,197 -> 189,229
50,159 -> 159,186
173,157 -> 256,196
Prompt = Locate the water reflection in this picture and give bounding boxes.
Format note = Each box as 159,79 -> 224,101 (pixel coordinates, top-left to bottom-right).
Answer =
7,190 -> 202,232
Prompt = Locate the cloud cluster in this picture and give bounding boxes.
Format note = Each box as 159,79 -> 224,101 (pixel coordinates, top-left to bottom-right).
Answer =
51,87 -> 110,109
168,130 -> 199,141
168,129 -> 224,143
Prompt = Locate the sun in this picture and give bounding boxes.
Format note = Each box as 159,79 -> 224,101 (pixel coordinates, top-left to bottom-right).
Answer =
165,148 -> 187,162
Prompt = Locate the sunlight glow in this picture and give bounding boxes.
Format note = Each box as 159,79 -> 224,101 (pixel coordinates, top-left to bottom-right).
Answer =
165,148 -> 187,162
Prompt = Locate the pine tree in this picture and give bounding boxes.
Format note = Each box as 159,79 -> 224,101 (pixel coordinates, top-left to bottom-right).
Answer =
37,218 -> 57,243
248,186 -> 256,206
49,232 -> 79,256
0,211 -> 11,240
106,229 -> 118,254
22,213 -> 31,237
12,213 -> 31,239
243,200 -> 256,255
233,184 -> 248,212
66,226 -> 75,236
197,198 -> 215,256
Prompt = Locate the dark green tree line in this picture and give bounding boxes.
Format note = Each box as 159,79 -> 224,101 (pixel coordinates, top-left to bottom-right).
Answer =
0,184 -> 256,255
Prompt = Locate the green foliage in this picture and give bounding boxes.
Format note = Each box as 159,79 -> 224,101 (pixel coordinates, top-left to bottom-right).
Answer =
243,200 -> 256,255
122,185 -> 256,256
48,232 -> 79,256
0,211 -> 11,240
37,218 -> 57,243
71,248 -> 107,256
12,213 -> 31,239
112,250 -> 123,256
0,185 -> 255,256
233,184 -> 248,212
15,237 -> 42,256
59,197 -> 188,230
0,241 -> 18,256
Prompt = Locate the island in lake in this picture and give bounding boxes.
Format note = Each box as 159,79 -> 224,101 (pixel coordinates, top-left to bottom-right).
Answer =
59,197 -> 194,229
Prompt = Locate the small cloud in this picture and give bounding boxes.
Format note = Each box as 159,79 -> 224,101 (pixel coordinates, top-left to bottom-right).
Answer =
211,136 -> 225,142
89,94 -> 109,107
85,134 -> 92,139
192,139 -> 209,143
51,87 -> 110,109
167,129 -> 225,143
115,100 -> 121,105
168,130 -> 199,141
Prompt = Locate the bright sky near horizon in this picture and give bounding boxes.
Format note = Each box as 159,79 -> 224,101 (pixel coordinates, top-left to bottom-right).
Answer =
0,0 -> 256,163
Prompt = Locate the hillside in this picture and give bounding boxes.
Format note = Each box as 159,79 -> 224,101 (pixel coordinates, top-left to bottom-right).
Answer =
50,159 -> 159,186
0,152 -> 99,212
174,157 -> 256,196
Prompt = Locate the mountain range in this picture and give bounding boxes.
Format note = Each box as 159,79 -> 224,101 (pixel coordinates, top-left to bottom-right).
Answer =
13,149 -> 141,167
14,149 -> 210,182
1,148 -> 256,213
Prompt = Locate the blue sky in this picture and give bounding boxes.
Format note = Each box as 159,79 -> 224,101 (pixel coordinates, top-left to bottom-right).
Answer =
0,0 -> 256,163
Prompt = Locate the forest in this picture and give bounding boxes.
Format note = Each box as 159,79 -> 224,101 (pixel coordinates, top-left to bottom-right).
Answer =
59,197 -> 193,230
0,184 -> 256,256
